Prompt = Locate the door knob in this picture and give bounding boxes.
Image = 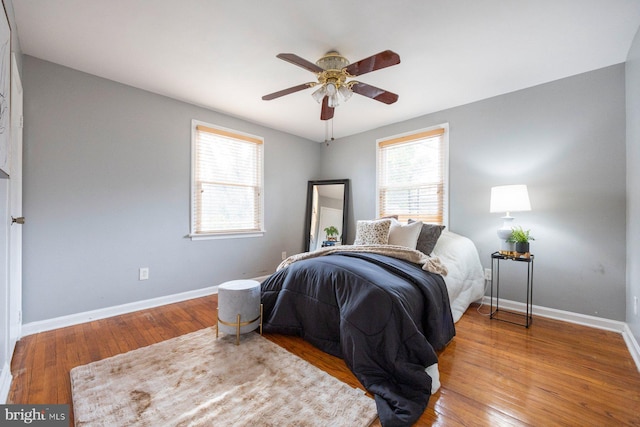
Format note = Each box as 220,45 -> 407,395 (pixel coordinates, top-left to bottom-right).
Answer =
11,216 -> 25,225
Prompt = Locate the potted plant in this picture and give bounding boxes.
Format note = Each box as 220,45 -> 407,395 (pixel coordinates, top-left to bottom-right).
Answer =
324,225 -> 339,242
508,226 -> 535,254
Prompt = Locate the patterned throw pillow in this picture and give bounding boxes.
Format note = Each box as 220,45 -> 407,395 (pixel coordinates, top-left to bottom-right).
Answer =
354,219 -> 392,245
408,219 -> 446,255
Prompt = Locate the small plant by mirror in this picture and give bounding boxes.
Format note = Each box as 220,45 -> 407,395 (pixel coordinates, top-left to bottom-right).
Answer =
324,225 -> 339,241
507,226 -> 534,243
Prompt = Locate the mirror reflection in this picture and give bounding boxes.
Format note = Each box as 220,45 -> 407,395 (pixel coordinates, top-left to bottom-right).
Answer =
304,179 -> 349,252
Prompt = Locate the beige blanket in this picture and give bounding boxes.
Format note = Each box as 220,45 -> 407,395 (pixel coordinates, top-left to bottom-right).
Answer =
277,245 -> 448,276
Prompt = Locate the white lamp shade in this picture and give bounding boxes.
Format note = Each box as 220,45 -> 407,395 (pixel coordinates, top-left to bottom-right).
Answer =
338,84 -> 353,101
311,85 -> 327,103
490,185 -> 531,214
328,93 -> 339,108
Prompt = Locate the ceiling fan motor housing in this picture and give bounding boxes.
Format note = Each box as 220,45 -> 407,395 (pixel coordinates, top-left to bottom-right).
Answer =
316,51 -> 351,88
316,51 -> 350,70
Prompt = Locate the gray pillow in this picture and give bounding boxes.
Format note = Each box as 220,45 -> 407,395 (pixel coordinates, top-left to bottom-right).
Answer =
409,219 -> 445,255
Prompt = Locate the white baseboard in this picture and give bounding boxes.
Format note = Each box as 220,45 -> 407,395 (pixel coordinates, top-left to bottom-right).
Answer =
482,296 -> 640,372
252,275 -> 272,283
622,323 -> 640,372
0,362 -> 11,404
21,275 -> 274,337
19,284 -> 640,373
482,296 -> 627,332
22,285 -> 220,337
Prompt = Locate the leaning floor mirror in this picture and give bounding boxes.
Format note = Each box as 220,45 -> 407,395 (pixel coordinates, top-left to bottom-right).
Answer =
304,179 -> 349,252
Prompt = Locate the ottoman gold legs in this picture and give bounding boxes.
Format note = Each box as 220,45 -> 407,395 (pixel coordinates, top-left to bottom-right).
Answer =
216,303 -> 263,345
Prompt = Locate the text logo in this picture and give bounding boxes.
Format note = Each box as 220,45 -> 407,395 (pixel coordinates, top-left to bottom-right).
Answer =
0,405 -> 69,426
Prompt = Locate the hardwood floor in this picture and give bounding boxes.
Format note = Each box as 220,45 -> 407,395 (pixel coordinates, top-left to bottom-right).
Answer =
8,296 -> 640,426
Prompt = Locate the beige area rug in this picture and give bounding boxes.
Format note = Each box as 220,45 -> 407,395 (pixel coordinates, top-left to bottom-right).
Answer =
70,328 -> 377,426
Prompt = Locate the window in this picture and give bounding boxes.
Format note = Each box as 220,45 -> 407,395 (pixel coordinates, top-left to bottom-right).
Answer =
190,120 -> 264,239
377,125 -> 448,225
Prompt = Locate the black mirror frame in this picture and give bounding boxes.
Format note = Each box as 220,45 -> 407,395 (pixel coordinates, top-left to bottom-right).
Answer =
304,179 -> 350,252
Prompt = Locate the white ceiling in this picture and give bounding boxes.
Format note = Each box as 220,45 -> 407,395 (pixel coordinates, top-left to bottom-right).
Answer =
12,0 -> 640,142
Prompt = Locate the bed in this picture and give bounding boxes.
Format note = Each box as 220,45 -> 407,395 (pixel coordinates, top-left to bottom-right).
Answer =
260,228 -> 484,426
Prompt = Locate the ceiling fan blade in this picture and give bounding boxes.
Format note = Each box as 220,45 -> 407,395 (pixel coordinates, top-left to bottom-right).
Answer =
321,96 -> 334,120
351,82 -> 399,104
344,50 -> 400,76
277,53 -> 324,73
262,83 -> 314,100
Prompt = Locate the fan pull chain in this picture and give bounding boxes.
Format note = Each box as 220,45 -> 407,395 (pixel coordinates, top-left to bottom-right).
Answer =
332,119 -> 335,142
324,120 -> 328,145
325,119 -> 335,146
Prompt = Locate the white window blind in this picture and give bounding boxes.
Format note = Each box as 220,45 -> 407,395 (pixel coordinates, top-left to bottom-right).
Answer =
191,122 -> 264,237
377,127 -> 448,224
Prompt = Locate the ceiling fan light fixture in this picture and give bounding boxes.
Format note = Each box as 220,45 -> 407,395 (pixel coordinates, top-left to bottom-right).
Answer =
328,93 -> 340,108
326,82 -> 337,96
338,84 -> 352,102
312,85 -> 327,103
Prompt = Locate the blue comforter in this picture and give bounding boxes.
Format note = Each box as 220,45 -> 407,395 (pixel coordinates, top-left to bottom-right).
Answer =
260,252 -> 455,426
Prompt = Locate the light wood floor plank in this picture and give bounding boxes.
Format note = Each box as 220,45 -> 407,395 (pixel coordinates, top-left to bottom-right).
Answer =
8,297 -> 640,426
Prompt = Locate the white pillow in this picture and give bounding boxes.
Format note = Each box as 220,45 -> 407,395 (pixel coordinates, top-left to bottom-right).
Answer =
388,219 -> 422,249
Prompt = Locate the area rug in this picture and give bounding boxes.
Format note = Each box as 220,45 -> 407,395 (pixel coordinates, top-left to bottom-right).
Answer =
70,328 -> 377,426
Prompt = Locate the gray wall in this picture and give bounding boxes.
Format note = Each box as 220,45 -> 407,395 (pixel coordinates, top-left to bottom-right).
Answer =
627,28 -> 640,341
321,65 -> 627,321
22,56 -> 321,323
18,56 -> 632,324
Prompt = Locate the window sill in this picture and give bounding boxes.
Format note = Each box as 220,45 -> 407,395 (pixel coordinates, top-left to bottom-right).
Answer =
189,231 -> 265,241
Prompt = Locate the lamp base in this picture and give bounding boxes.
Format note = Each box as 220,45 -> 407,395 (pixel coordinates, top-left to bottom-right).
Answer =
499,239 -> 515,256
497,215 -> 515,255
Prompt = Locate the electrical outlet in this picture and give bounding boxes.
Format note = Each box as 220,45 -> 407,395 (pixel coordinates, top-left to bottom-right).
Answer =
282,251 -> 287,260
139,267 -> 149,281
484,268 -> 492,281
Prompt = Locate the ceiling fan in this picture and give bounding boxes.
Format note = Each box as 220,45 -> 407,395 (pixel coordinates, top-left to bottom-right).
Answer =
262,50 -> 400,121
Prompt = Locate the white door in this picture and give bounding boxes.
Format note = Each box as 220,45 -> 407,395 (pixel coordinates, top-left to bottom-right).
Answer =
314,206 -> 343,251
8,54 -> 23,352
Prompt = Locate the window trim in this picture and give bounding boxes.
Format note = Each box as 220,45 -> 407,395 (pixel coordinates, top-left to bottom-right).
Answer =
375,123 -> 449,227
189,119 -> 265,240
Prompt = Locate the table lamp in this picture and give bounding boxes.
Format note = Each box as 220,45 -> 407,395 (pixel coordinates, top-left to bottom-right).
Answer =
490,185 -> 531,254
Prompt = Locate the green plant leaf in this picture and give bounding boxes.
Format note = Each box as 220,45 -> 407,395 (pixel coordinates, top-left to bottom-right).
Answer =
507,226 -> 534,243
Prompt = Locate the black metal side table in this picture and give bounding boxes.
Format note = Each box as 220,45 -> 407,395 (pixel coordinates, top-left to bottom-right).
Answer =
490,251 -> 534,328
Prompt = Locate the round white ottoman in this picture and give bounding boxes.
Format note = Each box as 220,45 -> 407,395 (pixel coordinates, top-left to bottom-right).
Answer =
216,279 -> 263,345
